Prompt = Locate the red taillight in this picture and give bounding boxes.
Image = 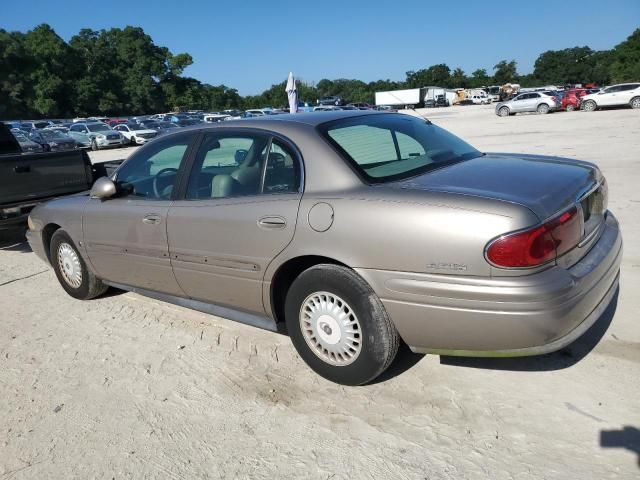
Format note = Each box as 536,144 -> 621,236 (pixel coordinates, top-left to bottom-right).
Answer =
486,206 -> 581,268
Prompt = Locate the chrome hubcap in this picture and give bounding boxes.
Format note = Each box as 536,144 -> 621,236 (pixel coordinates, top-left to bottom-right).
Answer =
57,243 -> 82,288
632,99 -> 640,108
299,292 -> 362,366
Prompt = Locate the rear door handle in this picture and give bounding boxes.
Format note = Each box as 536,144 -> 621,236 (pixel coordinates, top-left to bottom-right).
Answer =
258,216 -> 286,229
142,214 -> 162,225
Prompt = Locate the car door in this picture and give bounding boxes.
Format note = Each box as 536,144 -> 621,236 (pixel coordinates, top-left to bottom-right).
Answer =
83,132 -> 197,296
617,84 -> 640,105
510,94 -> 528,112
167,130 -> 303,315
597,86 -> 619,106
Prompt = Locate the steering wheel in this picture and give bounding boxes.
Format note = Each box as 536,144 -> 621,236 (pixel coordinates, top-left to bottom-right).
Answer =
152,167 -> 178,198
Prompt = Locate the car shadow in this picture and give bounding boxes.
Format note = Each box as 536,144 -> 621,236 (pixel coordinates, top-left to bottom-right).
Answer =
601,426 -> 640,468
0,227 -> 31,253
439,288 -> 619,372
368,342 -> 426,384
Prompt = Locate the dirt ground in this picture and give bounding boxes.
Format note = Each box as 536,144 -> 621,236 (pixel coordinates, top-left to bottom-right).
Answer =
1,105 -> 639,479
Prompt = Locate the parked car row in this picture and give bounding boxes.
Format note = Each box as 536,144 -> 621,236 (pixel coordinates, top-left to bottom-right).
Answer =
494,83 -> 640,117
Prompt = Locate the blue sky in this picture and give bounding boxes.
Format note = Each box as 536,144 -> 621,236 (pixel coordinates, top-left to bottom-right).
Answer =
2,0 -> 639,94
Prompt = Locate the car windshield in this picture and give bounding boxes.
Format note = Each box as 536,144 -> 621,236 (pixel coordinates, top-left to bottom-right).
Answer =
87,123 -> 111,132
320,114 -> 482,183
40,130 -> 68,140
13,132 -> 28,142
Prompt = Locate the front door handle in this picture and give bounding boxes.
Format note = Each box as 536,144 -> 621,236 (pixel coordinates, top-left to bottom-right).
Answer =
142,214 -> 161,225
258,216 -> 286,229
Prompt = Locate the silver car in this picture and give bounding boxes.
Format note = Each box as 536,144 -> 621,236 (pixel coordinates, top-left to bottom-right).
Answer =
67,122 -> 127,150
495,92 -> 560,116
26,111 -> 621,385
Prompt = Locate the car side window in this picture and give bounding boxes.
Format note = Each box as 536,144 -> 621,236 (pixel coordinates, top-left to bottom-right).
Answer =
396,132 -> 426,159
186,133 -> 270,199
263,140 -> 300,194
114,133 -> 192,200
531,93 -> 540,98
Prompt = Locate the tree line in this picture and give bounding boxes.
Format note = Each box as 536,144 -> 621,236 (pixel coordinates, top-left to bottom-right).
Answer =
1,24 -> 638,119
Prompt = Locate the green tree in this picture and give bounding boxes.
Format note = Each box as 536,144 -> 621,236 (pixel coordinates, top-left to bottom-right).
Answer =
405,64 -> 451,87
608,28 -> 640,83
449,68 -> 467,88
468,69 -> 489,88
0,29 -> 29,118
533,46 -> 601,84
493,60 -> 518,85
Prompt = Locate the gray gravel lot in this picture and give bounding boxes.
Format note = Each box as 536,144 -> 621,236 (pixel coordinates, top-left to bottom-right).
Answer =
1,105 -> 639,479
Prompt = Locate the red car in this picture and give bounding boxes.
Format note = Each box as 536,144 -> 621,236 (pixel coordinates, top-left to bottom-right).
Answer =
106,118 -> 128,127
562,89 -> 589,112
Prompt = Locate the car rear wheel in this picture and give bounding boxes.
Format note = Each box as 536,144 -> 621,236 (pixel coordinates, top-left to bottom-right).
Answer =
285,264 -> 400,385
498,106 -> 510,117
566,104 -> 575,112
630,97 -> 640,109
50,230 -> 108,300
582,100 -> 596,112
537,103 -> 550,114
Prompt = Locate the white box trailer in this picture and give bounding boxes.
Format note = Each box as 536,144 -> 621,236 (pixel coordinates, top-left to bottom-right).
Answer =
424,87 -> 457,106
375,88 -> 423,107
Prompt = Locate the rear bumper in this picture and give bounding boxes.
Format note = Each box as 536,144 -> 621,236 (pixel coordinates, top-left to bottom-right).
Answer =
356,212 -> 622,356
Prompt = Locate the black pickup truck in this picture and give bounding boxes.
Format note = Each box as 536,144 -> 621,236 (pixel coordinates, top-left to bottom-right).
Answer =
0,122 -> 106,229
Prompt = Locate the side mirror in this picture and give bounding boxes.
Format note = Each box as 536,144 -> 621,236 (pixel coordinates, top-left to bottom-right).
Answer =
90,176 -> 117,200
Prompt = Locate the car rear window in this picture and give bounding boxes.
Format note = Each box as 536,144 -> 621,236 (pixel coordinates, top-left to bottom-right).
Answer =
319,114 -> 481,183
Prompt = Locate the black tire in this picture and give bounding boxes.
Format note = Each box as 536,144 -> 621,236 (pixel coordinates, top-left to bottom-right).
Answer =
630,96 -> 640,109
566,104 -> 575,112
50,230 -> 108,300
582,100 -> 596,112
537,103 -> 550,114
285,264 -> 400,385
497,106 -> 510,117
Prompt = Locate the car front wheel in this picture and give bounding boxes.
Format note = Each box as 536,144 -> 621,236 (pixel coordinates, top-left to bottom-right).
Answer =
497,106 -> 510,117
582,100 -> 597,112
50,230 -> 108,300
285,264 -> 399,385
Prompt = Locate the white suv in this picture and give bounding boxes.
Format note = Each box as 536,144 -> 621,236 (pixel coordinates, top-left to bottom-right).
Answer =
580,83 -> 640,111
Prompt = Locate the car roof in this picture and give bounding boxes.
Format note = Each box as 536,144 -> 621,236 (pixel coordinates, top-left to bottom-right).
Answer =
154,110 -> 396,140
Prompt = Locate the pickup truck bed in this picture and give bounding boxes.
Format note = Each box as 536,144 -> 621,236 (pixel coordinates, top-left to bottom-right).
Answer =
0,149 -> 94,228
0,122 -> 97,228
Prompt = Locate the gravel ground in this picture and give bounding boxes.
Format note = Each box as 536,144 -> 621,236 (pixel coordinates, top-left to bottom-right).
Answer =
1,105 -> 639,479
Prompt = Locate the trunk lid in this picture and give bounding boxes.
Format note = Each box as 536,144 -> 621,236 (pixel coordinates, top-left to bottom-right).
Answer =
392,153 -> 601,220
